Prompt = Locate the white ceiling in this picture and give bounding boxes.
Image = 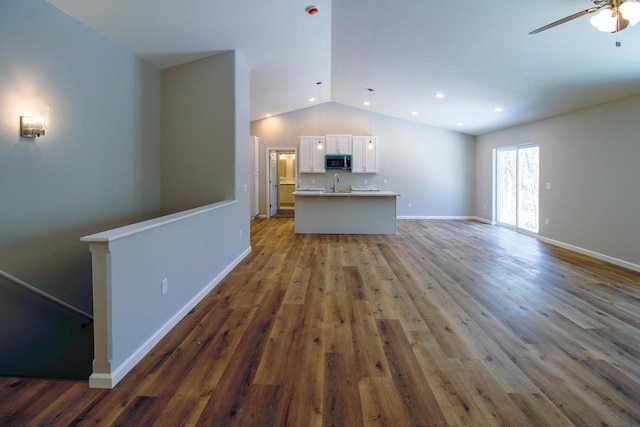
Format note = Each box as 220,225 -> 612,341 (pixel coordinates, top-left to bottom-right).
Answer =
47,0 -> 640,135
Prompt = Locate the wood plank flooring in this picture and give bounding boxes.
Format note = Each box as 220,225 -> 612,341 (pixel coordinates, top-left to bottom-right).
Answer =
1,218 -> 639,426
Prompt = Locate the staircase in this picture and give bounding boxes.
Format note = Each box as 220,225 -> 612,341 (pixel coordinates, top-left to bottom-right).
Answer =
0,270 -> 93,381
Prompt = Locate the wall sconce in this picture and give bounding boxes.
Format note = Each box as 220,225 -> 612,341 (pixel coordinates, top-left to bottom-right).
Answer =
20,116 -> 45,138
317,139 -> 323,150
20,105 -> 49,138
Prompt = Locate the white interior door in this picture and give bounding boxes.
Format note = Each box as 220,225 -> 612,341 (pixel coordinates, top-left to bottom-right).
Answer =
253,137 -> 259,218
269,151 -> 278,217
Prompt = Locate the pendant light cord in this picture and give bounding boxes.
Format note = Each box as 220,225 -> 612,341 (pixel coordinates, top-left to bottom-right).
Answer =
317,82 -> 322,137
368,88 -> 374,138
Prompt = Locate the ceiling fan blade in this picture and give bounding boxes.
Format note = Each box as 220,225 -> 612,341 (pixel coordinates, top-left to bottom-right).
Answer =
529,6 -> 602,34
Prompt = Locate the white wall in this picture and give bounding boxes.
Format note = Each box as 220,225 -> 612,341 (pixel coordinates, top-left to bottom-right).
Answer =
0,0 -> 161,311
84,201 -> 250,388
251,102 -> 476,218
476,95 -> 640,268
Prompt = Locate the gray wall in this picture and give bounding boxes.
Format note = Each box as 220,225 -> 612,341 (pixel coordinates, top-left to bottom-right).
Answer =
234,54 -> 253,226
161,52 -> 237,213
476,95 -> 640,267
251,102 -> 476,217
87,51 -> 251,388
161,50 -> 251,246
0,0 -> 161,312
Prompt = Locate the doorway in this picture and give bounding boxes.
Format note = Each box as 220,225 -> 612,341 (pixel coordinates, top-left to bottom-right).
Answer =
495,144 -> 539,234
266,148 -> 297,218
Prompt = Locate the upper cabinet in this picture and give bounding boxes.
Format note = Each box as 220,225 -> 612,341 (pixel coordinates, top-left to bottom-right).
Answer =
352,136 -> 378,173
325,134 -> 352,155
299,136 -> 326,173
300,134 -> 378,174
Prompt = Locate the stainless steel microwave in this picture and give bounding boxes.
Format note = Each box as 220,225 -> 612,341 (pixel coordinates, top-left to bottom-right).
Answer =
325,155 -> 352,170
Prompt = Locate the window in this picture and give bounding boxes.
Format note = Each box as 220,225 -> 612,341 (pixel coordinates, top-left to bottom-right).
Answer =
496,144 -> 539,234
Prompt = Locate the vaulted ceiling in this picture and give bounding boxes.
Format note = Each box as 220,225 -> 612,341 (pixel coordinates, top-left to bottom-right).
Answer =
47,0 -> 640,135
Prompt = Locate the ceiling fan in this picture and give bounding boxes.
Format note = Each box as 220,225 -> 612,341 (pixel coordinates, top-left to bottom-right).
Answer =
529,0 -> 640,36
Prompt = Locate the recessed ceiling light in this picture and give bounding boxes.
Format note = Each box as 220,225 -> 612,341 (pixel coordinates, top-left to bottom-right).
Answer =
494,107 -> 504,112
265,114 -> 272,118
411,111 -> 419,116
364,101 -> 370,106
435,93 -> 445,99
457,122 -> 464,126
309,97 -> 316,102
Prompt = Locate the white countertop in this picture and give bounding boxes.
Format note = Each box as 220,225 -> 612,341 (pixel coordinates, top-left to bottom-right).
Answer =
292,190 -> 400,197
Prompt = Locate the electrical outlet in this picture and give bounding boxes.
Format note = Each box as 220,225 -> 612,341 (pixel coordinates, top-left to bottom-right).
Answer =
546,182 -> 552,190
161,278 -> 168,295
364,179 -> 368,184
545,218 -> 550,225
408,202 -> 412,208
239,230 -> 242,239
243,184 -> 247,192
483,204 -> 487,210
383,179 -> 388,184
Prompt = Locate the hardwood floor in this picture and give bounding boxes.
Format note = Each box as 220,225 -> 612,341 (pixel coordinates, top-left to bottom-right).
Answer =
1,218 -> 639,426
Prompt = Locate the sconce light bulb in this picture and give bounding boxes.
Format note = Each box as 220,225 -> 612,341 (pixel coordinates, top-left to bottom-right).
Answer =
20,116 -> 45,138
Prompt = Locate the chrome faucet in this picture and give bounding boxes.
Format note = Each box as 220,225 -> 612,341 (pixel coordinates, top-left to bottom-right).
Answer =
331,173 -> 340,192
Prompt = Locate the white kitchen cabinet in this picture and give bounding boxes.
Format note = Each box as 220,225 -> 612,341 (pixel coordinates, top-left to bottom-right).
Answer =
299,136 -> 326,173
352,136 -> 378,173
325,134 -> 352,155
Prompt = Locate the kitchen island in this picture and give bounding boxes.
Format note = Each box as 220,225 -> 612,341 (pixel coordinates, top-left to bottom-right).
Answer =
292,190 -> 400,234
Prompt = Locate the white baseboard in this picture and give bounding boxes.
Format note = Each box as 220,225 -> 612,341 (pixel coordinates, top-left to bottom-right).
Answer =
396,215 -> 493,224
537,236 -> 640,273
397,215 -> 480,220
471,216 -> 492,224
392,217 -> 639,272
90,246 -> 252,389
259,214 -> 491,223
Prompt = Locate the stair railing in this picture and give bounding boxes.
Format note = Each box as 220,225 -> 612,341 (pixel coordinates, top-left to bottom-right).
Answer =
0,268 -> 93,326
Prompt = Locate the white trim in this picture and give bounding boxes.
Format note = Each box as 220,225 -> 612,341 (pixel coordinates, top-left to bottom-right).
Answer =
88,373 -> 113,389
82,200 -> 237,242
89,246 -> 251,389
493,144 -> 540,235
496,222 -> 539,238
265,146 -> 297,218
397,216 -> 479,220
472,216 -> 492,224
252,136 -> 260,218
537,236 -> 640,273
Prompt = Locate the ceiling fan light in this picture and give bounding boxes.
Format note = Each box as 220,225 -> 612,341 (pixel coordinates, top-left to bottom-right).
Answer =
590,8 -> 620,32
620,1 -> 640,26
